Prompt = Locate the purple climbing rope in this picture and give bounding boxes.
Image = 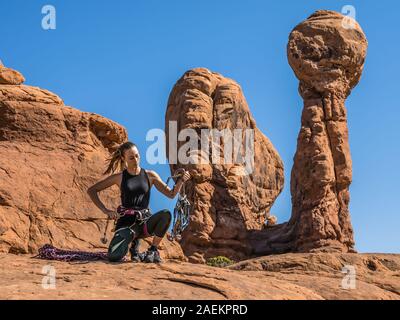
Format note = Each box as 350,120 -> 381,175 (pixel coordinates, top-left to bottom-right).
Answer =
33,244 -> 109,262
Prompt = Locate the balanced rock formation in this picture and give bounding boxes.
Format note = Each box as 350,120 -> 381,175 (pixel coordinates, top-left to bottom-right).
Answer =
0,65 -> 185,260
288,10 -> 367,252
165,68 -> 284,263
249,10 -> 368,254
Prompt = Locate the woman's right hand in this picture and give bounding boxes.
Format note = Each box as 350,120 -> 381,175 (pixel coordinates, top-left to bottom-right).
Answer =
103,209 -> 120,220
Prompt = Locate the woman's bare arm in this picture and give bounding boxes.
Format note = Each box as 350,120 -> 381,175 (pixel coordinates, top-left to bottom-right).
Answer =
87,173 -> 121,218
146,170 -> 190,199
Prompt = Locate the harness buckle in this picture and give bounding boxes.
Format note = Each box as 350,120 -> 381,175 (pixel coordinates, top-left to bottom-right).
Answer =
116,206 -> 151,222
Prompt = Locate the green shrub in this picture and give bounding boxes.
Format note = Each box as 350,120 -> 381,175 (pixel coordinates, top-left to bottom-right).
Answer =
206,256 -> 234,268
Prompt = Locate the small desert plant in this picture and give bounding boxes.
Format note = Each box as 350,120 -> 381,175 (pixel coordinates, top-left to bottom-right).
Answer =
206,256 -> 234,268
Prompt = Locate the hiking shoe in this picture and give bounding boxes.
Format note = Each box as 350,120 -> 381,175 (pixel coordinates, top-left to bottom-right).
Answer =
131,251 -> 142,263
143,249 -> 162,263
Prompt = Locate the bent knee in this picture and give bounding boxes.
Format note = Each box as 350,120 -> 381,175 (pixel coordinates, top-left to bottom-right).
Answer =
160,209 -> 172,221
108,252 -> 124,262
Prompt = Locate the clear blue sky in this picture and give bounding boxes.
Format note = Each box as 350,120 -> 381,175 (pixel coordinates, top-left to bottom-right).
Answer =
1,0 -> 399,253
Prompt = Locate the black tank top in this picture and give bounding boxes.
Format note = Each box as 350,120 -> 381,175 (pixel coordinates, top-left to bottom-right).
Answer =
120,167 -> 151,209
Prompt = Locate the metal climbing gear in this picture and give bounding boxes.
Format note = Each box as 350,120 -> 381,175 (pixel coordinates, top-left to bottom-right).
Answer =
166,169 -> 191,242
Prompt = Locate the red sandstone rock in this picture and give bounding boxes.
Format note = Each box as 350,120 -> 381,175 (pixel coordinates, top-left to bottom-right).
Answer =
0,66 -> 185,260
165,68 -> 284,263
0,65 -> 25,85
0,251 -> 399,299
249,10 -> 368,254
288,10 -> 367,252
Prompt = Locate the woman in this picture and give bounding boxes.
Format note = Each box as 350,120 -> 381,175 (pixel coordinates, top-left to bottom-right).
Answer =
87,141 -> 190,263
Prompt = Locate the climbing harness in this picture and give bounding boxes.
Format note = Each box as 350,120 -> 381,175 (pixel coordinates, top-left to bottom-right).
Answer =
116,206 -> 152,224
166,169 -> 191,242
112,206 -> 153,239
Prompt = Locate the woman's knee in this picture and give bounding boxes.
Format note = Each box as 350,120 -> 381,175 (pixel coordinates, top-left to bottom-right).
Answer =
159,209 -> 172,222
152,210 -> 171,237
108,250 -> 125,262
107,229 -> 132,262
108,241 -> 127,262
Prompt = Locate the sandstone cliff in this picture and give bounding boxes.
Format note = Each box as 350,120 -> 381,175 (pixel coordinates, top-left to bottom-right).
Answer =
0,64 -> 184,260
